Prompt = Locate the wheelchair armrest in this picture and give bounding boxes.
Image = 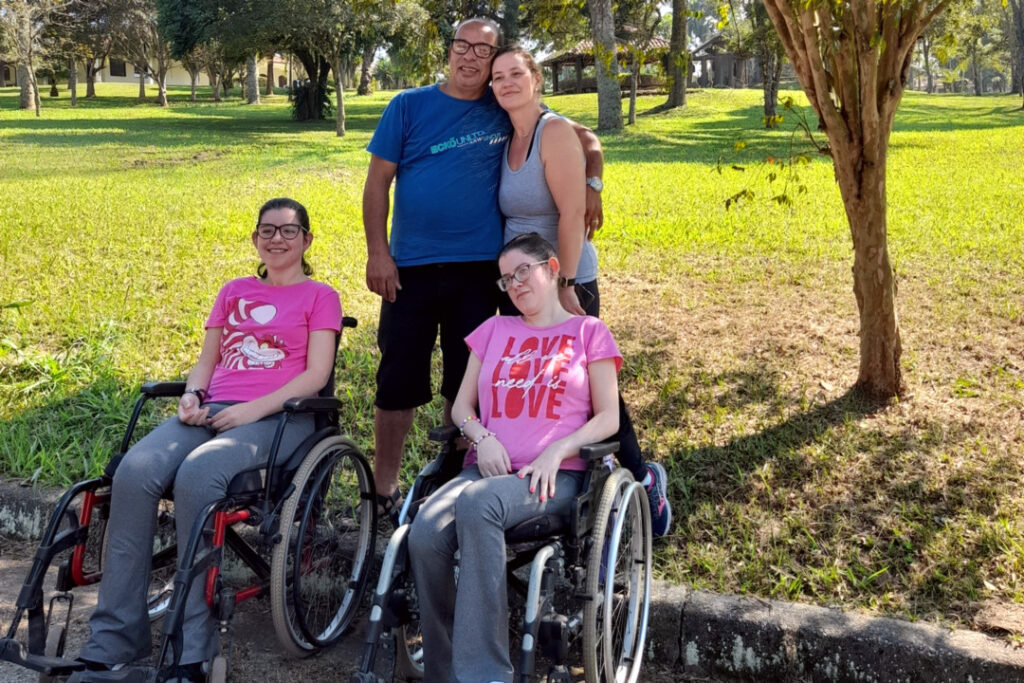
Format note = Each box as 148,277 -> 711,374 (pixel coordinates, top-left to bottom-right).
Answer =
140,381 -> 187,398
283,397 -> 343,413
429,425 -> 459,443
579,441 -> 619,462
342,316 -> 358,329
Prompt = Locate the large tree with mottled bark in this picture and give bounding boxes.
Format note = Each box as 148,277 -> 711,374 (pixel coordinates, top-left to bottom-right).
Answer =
587,0 -> 622,130
759,0 -> 954,398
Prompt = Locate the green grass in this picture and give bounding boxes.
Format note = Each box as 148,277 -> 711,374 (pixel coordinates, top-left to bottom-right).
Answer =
2,82 -> 1023,628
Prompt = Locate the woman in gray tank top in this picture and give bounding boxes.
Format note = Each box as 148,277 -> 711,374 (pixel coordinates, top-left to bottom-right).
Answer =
492,46 -> 599,316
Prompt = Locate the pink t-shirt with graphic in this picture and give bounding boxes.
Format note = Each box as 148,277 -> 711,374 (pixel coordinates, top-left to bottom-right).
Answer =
204,277 -> 342,403
465,315 -> 622,472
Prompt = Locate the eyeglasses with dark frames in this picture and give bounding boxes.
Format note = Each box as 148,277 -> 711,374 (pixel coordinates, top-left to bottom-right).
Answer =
496,261 -> 548,292
451,38 -> 498,59
255,223 -> 307,240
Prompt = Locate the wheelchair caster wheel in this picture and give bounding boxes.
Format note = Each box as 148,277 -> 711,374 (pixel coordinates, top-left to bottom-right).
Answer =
208,656 -> 228,683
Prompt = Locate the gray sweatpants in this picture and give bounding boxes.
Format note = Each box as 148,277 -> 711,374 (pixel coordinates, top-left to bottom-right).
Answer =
80,404 -> 313,666
407,465 -> 583,683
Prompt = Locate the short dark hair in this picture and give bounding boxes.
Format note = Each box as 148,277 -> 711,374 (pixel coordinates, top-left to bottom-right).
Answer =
255,197 -> 313,277
499,232 -> 557,262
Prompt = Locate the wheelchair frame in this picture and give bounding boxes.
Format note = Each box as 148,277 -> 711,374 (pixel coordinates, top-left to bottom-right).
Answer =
352,426 -> 652,683
0,317 -> 378,683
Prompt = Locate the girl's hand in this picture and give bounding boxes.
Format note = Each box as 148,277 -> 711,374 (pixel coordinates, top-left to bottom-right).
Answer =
518,444 -> 569,501
476,436 -> 512,478
207,402 -> 264,433
177,393 -> 210,426
558,286 -> 586,316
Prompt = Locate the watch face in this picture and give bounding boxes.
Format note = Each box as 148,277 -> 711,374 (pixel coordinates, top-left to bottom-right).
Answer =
587,177 -> 603,192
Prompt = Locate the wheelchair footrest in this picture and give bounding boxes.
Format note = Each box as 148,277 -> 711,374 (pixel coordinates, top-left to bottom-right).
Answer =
0,637 -> 85,675
67,668 -> 153,683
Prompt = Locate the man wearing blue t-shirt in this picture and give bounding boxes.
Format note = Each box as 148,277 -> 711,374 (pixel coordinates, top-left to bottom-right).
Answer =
363,17 -> 604,508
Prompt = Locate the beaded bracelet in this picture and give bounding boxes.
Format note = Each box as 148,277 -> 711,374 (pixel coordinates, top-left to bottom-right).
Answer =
458,414 -> 480,437
473,431 -> 496,447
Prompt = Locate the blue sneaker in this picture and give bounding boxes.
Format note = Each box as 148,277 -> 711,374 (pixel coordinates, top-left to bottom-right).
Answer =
644,462 -> 672,537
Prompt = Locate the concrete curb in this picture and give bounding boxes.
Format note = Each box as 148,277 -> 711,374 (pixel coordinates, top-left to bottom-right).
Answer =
5,479 -> 1024,682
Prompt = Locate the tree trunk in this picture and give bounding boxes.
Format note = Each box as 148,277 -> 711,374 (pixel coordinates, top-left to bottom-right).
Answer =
1009,0 -> 1024,105
335,55 -> 346,136
628,53 -> 637,125
0,61 -> 6,88
265,54 -> 275,95
761,47 -> 782,127
48,73 -> 58,97
156,70 -> 168,107
922,38 -> 934,93
502,0 -> 520,41
246,54 -> 260,104
830,129 -> 904,398
86,60 -> 100,98
971,43 -> 982,95
189,71 -> 198,101
358,44 -> 374,95
18,64 -> 35,110
665,0 -> 687,107
68,57 -> 78,106
587,0 -> 623,130
207,67 -> 221,102
138,69 -> 146,99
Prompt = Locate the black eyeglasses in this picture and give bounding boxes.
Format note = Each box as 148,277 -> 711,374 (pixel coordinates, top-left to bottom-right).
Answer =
255,222 -> 307,240
451,38 -> 497,59
497,261 -> 547,292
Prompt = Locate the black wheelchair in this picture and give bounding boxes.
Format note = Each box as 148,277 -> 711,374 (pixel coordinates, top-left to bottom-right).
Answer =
352,426 -> 653,683
0,317 -> 378,682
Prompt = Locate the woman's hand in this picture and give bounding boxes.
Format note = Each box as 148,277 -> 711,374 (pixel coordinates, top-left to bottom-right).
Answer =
177,393 -> 210,426
207,402 -> 265,433
518,443 -> 570,501
558,286 -> 586,316
476,436 -> 512,478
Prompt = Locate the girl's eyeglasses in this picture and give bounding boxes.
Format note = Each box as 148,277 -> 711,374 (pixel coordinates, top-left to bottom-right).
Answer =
496,261 -> 547,292
255,223 -> 306,240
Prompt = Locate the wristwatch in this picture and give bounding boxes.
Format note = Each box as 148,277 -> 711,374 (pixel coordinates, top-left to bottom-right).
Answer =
586,176 -> 603,192
558,276 -> 577,289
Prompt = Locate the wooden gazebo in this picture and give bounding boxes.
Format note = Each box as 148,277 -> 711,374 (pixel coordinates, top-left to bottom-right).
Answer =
541,37 -> 670,94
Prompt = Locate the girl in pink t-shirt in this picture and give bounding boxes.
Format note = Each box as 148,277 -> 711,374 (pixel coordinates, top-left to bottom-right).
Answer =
409,233 -> 621,682
78,199 -> 341,680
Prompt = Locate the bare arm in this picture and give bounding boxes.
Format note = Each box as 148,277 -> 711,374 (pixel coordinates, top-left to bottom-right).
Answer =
363,154 -> 401,302
567,118 -> 604,237
518,358 -> 619,499
453,352 -> 512,477
207,329 -> 337,432
177,327 -> 223,425
542,118 -> 587,316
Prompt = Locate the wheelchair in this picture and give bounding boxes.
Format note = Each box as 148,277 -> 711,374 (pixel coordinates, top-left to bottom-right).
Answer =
352,425 -> 653,683
0,317 -> 378,682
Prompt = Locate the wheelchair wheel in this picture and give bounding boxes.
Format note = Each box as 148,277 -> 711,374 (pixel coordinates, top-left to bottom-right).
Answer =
271,436 -> 376,656
393,571 -> 424,680
582,470 -> 652,683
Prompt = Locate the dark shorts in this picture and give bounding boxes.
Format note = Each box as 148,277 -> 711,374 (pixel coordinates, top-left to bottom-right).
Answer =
375,261 -> 500,411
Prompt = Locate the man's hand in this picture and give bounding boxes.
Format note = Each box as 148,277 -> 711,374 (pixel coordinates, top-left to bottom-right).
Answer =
366,252 -> 402,303
585,187 -> 603,239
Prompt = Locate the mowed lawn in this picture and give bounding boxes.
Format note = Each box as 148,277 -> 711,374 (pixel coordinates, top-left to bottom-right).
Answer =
1,83 -> 1022,629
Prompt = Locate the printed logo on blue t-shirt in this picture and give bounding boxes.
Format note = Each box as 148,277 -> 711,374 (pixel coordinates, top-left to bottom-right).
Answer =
430,130 -> 508,155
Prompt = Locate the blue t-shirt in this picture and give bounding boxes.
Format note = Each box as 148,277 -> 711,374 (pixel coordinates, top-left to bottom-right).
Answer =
367,85 -> 510,267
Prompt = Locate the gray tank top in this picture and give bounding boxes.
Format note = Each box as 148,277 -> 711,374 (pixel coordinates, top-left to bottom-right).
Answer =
498,112 -> 598,284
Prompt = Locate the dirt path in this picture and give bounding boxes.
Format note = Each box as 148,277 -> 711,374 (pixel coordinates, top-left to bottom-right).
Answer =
1,536 -> 692,682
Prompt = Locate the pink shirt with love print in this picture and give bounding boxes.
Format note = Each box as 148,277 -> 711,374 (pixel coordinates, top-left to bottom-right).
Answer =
204,277 -> 342,403
465,315 -> 622,472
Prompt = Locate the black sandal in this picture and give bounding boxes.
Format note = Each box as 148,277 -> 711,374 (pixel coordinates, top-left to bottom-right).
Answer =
376,488 -> 403,526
